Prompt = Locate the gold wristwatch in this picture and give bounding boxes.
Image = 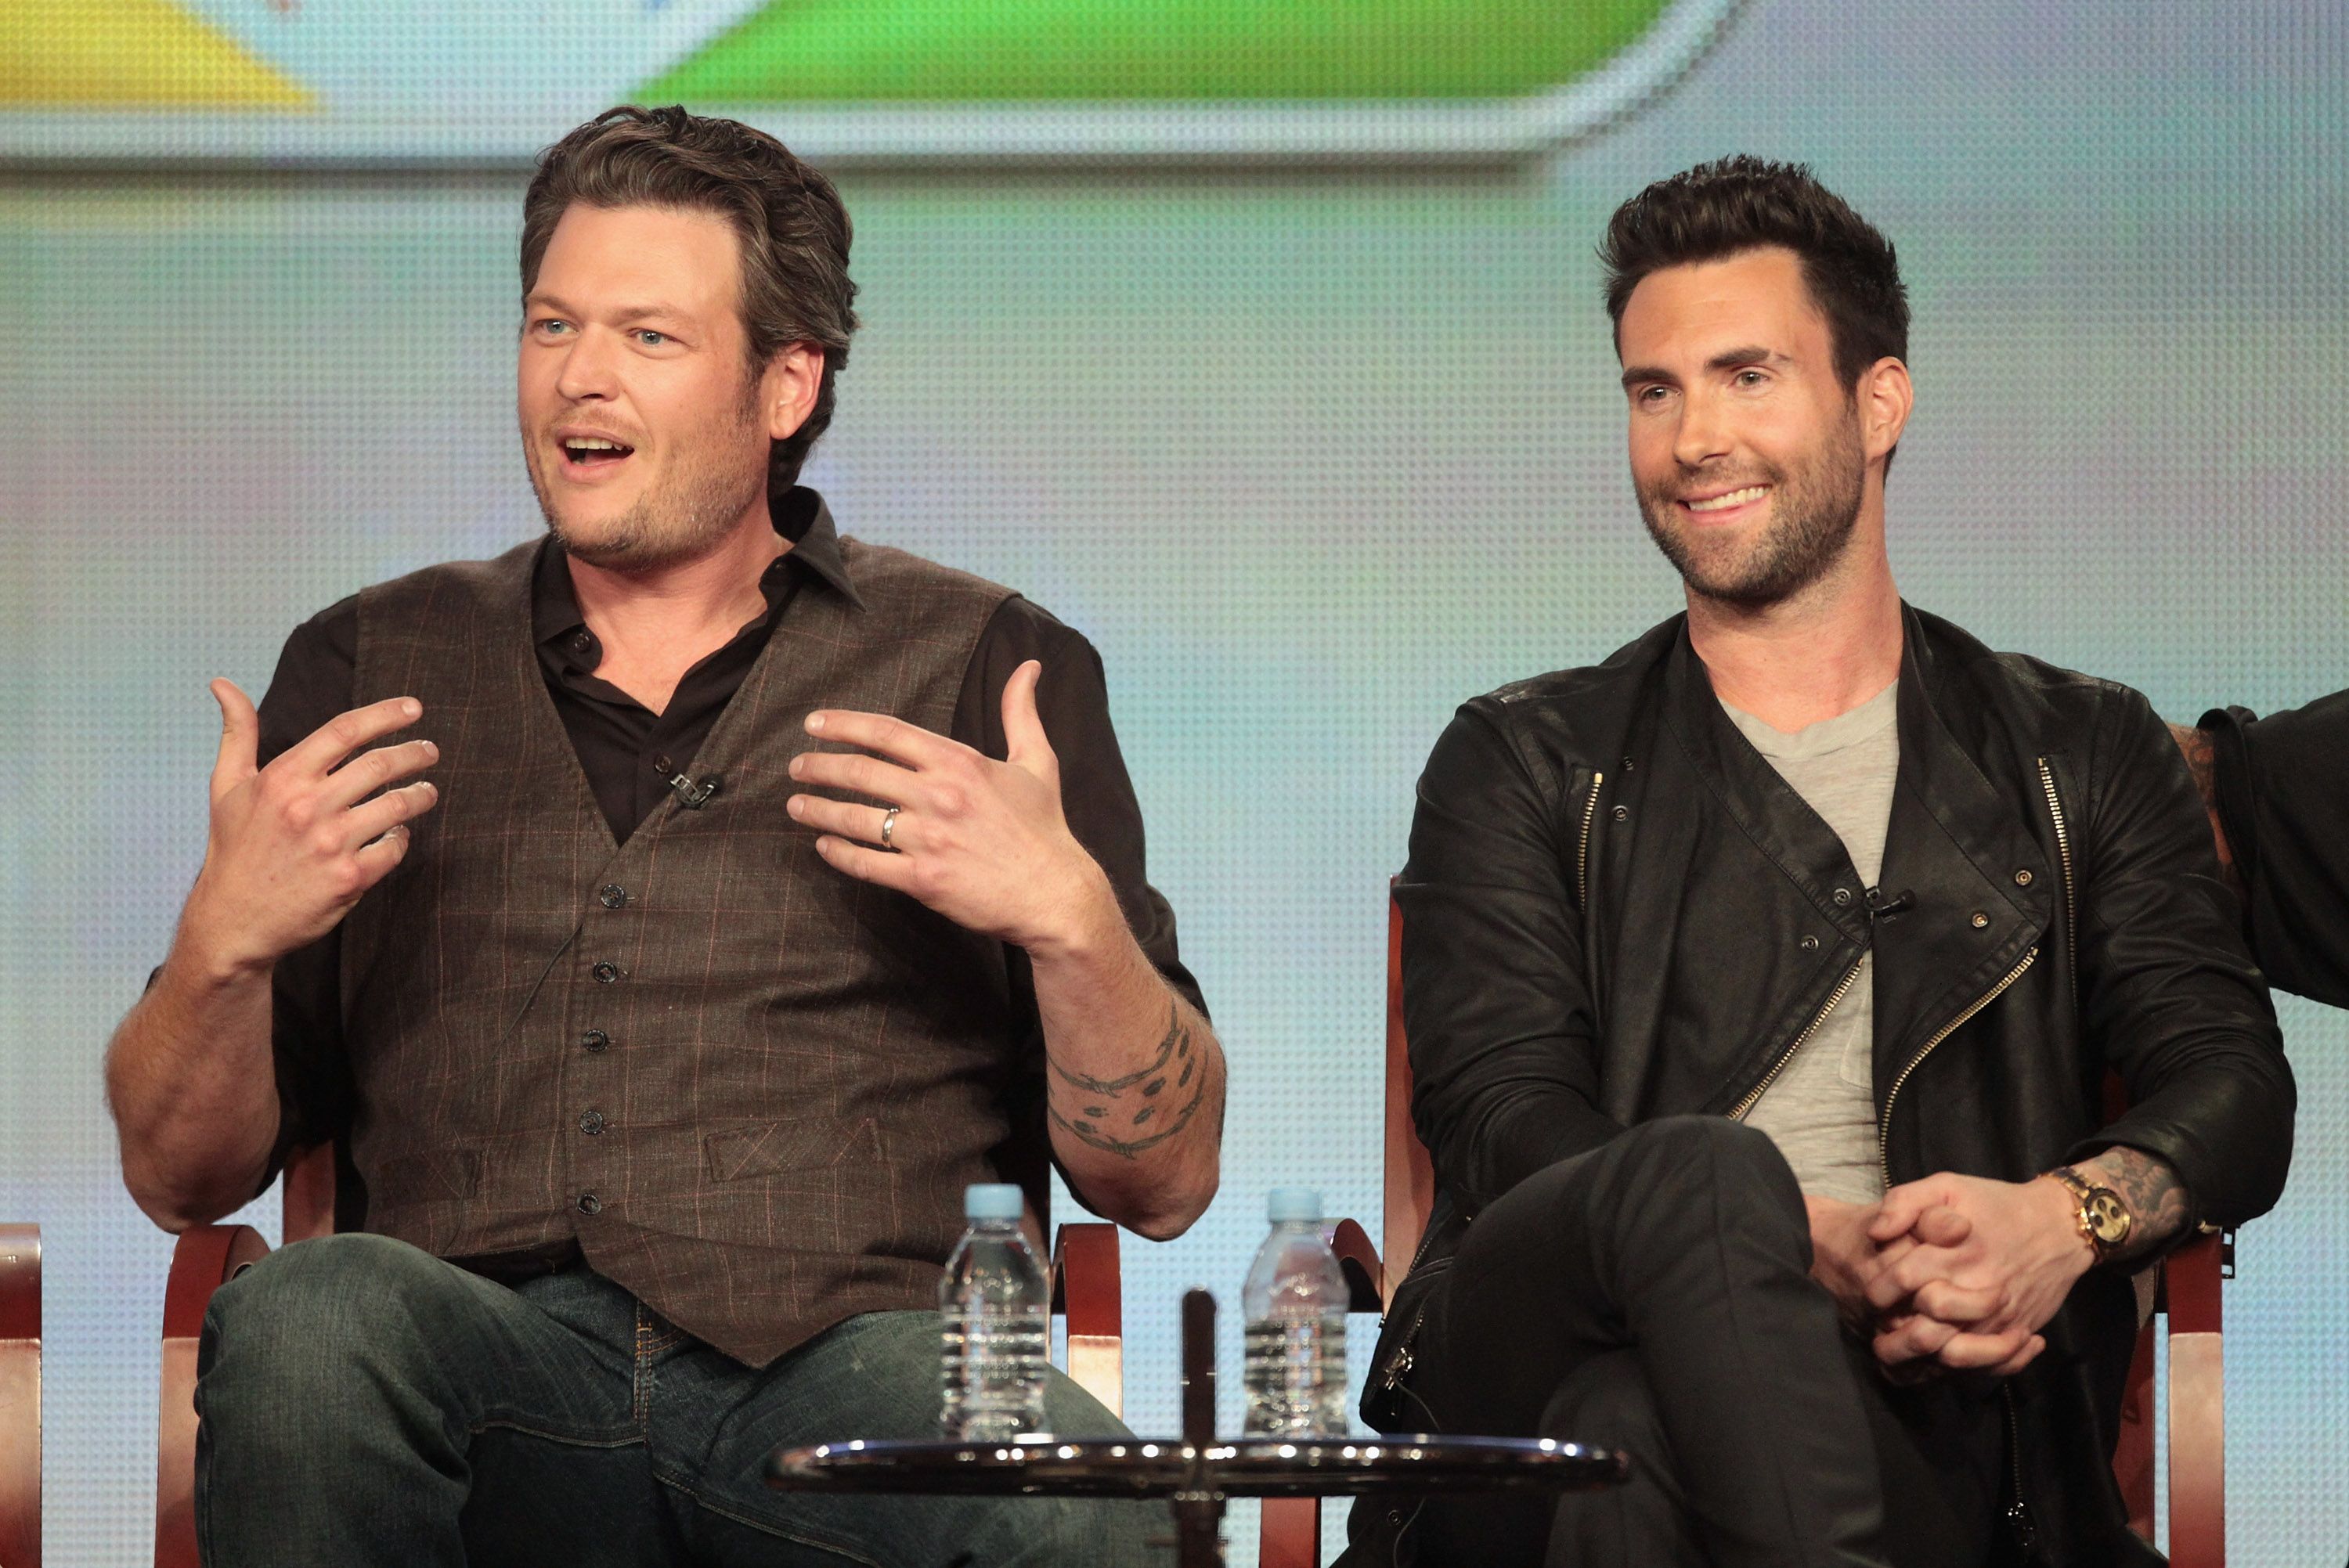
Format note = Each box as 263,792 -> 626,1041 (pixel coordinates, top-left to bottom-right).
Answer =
2048,1166 -> 2134,1263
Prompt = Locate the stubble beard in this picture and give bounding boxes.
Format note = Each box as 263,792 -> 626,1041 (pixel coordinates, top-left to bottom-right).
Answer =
526,387 -> 770,575
1637,414 -> 1868,609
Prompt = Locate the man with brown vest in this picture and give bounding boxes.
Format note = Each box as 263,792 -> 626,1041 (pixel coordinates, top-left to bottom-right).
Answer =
104,106 -> 1225,1567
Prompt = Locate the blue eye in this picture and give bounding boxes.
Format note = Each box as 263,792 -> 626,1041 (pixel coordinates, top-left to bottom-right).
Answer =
636,330 -> 669,347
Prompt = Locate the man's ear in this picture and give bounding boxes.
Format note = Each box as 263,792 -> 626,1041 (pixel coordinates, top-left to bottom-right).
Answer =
1859,355 -> 1914,464
761,342 -> 824,442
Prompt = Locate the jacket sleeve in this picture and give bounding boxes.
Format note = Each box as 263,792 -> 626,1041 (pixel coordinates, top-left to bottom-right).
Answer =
2069,687 -> 2296,1227
2201,692 -> 2349,1011
1395,700 -> 1622,1217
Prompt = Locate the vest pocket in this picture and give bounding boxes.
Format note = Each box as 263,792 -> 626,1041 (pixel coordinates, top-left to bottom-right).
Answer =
704,1117 -> 882,1182
373,1145 -> 484,1202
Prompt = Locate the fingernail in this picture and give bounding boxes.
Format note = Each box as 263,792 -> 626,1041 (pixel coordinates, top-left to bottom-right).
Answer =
402,699 -> 421,719
806,713 -> 826,734
422,741 -> 438,759
787,797 -> 804,819
788,757 -> 804,778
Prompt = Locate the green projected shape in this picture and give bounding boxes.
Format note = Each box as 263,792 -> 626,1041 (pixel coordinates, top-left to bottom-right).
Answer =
642,0 -> 1673,103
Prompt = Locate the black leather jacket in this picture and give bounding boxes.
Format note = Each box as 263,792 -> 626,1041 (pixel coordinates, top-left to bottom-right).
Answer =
1365,606 -> 2293,1566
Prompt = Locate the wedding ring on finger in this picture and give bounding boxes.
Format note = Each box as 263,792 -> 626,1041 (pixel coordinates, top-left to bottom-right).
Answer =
879,805 -> 900,852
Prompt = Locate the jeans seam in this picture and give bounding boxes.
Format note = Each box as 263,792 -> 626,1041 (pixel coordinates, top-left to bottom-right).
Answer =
465,1415 -> 645,1449
634,1307 -> 655,1427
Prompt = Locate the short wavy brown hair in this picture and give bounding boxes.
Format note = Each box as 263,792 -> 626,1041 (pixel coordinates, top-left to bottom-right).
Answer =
521,106 -> 859,492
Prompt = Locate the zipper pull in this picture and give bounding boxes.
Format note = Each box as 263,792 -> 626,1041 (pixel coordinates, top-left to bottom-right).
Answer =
2005,1500 -> 2039,1559
1380,1344 -> 1414,1390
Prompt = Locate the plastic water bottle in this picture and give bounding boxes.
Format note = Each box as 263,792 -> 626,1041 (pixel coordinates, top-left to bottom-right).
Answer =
940,1183 -> 1051,1442
1242,1187 -> 1349,1436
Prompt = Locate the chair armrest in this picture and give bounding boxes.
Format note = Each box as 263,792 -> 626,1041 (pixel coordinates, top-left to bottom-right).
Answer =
0,1224 -> 41,1568
1051,1223 -> 1123,1419
1329,1218 -> 1384,1315
157,1226 -> 269,1568
2166,1231 -> 2226,1568
1260,1498 -> 1321,1568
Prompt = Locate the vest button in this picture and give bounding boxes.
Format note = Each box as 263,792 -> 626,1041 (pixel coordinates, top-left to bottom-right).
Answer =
592,961 -> 619,983
577,1191 -> 602,1215
1832,887 -> 1855,907
1799,935 -> 1820,953
579,1110 -> 607,1135
580,1029 -> 609,1052
599,885 -> 627,910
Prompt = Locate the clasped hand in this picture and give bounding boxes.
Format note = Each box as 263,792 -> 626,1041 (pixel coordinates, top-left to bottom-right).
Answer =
1810,1173 -> 2095,1380
785,660 -> 1113,953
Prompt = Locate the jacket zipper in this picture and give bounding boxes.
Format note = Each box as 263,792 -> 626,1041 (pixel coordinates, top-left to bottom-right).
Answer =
1728,958 -> 1866,1121
1576,770 -> 1606,910
1875,946 -> 2038,1185
2037,757 -> 2076,1004
1874,945 -> 2040,1550
2002,1386 -> 2037,1555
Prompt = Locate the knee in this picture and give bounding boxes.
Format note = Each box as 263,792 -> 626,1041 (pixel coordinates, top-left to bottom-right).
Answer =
1618,1116 -> 1795,1191
202,1234 -> 460,1405
1600,1116 -> 1805,1233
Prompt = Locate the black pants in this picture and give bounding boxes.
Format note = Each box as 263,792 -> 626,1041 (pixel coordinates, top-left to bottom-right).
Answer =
1354,1116 -> 2006,1568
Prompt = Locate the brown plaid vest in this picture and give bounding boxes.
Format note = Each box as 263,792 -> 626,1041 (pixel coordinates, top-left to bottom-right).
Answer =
341,535 -> 1020,1366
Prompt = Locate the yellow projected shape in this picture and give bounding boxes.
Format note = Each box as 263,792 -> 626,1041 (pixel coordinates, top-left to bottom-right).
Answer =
3,0 -> 312,108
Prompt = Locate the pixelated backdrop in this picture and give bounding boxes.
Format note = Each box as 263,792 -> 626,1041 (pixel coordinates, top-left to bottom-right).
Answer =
2,2 -> 2344,1564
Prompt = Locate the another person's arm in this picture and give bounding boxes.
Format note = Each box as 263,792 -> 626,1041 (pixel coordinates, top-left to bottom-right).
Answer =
106,622 -> 434,1232
2175,693 -> 2349,1009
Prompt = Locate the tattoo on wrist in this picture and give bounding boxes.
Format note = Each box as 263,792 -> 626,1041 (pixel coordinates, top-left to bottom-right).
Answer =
2076,1147 -> 2192,1264
1048,1003 -> 1206,1160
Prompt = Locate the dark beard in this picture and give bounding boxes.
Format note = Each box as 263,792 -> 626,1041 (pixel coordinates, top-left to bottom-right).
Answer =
525,387 -> 768,575
1638,416 -> 1867,608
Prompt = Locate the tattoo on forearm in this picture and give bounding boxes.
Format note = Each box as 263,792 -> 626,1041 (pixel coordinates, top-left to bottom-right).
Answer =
1048,1002 -> 1207,1160
2077,1146 -> 2193,1264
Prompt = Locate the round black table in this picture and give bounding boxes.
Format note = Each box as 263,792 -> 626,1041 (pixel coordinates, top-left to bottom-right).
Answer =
763,1289 -> 1626,1565
765,1434 -> 1623,1565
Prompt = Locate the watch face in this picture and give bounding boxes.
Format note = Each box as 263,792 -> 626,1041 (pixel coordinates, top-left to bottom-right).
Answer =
2084,1189 -> 2133,1245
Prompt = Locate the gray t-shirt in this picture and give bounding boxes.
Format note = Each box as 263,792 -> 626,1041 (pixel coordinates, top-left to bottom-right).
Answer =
1722,679 -> 1900,1206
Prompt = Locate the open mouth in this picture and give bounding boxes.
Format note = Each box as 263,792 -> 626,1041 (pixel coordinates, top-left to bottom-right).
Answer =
559,435 -> 637,472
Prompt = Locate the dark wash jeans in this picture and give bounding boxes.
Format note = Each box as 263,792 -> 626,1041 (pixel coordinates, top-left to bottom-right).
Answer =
1348,1117 -> 2004,1568
195,1234 -> 1159,1567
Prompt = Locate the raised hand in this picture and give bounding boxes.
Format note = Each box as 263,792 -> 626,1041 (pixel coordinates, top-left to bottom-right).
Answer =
785,660 -> 1117,953
183,680 -> 441,974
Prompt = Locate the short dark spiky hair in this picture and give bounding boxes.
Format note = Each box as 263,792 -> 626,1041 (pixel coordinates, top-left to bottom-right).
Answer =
521,106 -> 859,493
1600,156 -> 1907,395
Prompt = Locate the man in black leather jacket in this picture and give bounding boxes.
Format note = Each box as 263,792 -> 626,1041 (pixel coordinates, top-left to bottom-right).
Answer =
1351,159 -> 2293,1568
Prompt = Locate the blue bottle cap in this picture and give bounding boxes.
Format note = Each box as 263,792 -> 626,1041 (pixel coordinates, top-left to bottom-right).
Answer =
1266,1187 -> 1323,1224
965,1183 -> 1026,1222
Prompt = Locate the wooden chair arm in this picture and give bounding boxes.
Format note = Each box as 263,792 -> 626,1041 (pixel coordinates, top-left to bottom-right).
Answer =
1259,1498 -> 1321,1568
0,1224 -> 41,1568
1050,1222 -> 1123,1420
1329,1217 -> 1384,1315
2166,1231 -> 2226,1568
157,1226 -> 269,1568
